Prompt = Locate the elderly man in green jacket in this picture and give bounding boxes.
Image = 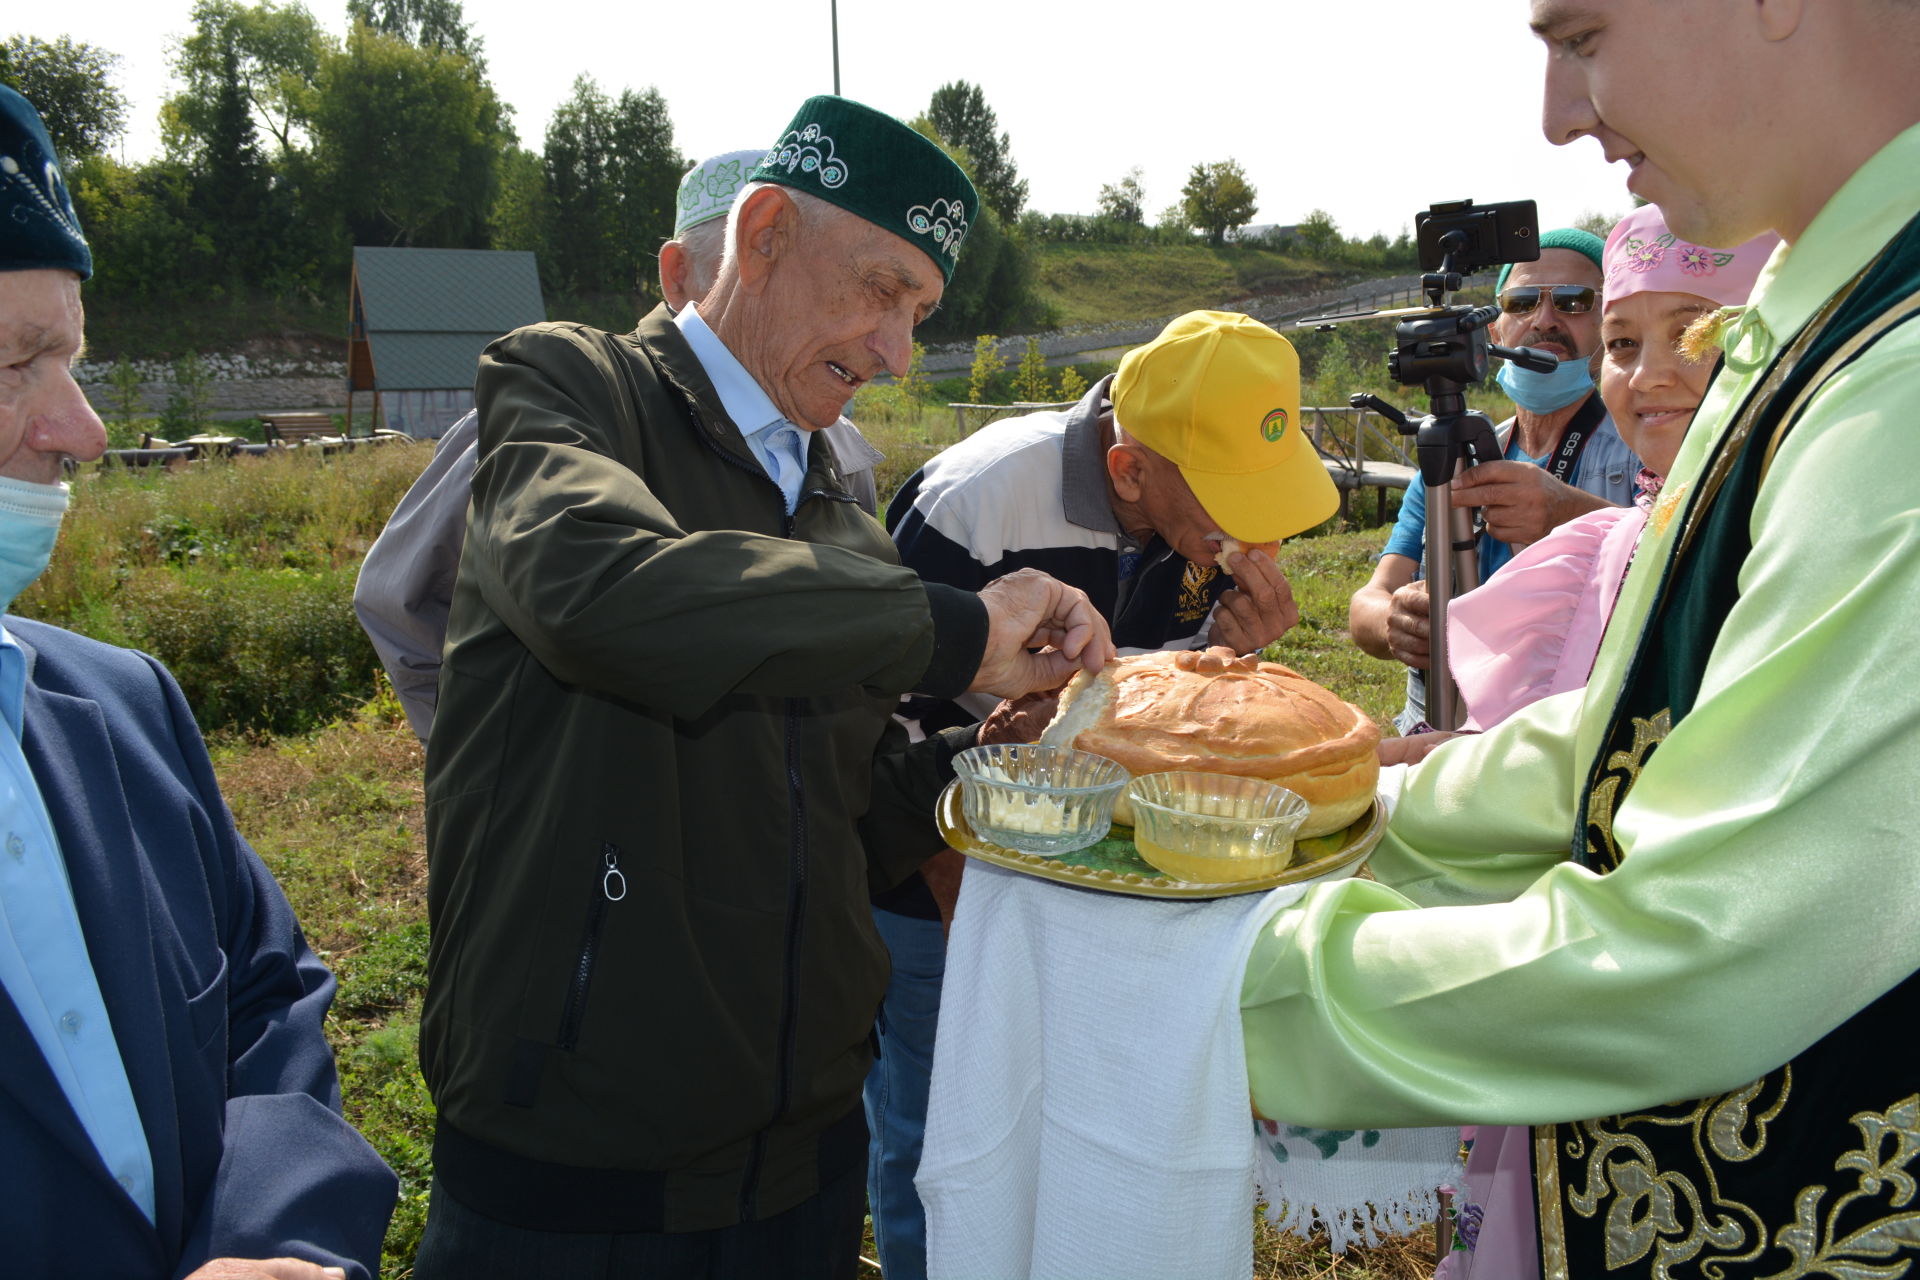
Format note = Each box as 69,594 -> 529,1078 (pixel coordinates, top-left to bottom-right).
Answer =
414,96 -> 1112,1280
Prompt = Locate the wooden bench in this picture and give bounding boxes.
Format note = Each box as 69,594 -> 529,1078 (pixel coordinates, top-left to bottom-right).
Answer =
103,447 -> 195,468
260,412 -> 339,445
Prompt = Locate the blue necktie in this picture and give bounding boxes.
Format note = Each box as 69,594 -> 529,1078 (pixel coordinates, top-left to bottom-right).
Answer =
766,423 -> 807,512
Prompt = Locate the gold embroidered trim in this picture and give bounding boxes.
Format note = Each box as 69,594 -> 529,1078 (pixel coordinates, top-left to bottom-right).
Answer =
1769,1093 -> 1920,1278
1671,286 -> 1850,567
1538,1123 -> 1572,1280
1548,1078 -> 1920,1277
1558,1070 -> 1789,1275
1755,282 -> 1920,485
1585,709 -> 1672,866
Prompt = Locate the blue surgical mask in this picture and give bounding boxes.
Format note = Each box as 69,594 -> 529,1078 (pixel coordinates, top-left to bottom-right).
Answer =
0,476 -> 70,616
1496,354 -> 1594,414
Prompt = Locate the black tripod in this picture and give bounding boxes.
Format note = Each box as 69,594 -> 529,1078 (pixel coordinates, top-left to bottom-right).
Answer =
1348,231 -> 1557,731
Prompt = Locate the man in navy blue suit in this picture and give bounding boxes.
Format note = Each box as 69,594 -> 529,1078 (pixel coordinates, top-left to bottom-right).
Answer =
0,86 -> 395,1279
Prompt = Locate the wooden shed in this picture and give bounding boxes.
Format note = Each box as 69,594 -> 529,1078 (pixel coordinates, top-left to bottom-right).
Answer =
347,247 -> 546,438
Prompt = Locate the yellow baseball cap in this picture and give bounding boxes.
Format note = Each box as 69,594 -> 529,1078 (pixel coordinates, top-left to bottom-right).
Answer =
1113,311 -> 1338,542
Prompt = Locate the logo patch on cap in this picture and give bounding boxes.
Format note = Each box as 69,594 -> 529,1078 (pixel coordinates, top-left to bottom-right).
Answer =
765,122 -> 849,189
1261,408 -> 1289,443
907,198 -> 969,260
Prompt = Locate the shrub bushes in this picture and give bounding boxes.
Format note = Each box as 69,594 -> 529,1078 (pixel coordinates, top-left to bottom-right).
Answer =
17,443 -> 430,735
113,564 -> 376,735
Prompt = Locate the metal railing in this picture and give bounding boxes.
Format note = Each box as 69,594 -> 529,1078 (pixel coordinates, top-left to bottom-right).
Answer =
1301,405 -> 1416,478
946,400 -> 1079,437
941,402 -> 1416,475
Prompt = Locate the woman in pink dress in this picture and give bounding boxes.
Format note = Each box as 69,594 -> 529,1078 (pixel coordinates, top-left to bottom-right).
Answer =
1427,205 -> 1780,1279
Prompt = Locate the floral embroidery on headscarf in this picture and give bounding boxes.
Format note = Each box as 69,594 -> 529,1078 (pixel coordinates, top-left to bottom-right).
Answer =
1624,235 -> 1667,272
1677,243 -> 1716,276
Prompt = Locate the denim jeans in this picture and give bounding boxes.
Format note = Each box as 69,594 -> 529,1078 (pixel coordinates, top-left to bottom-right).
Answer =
862,906 -> 947,1280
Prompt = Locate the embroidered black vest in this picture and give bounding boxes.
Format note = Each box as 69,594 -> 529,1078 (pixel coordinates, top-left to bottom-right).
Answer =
1536,211 -> 1920,1278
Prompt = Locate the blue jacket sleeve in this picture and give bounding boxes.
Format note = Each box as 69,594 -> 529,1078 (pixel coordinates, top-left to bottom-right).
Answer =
146,654 -> 397,1279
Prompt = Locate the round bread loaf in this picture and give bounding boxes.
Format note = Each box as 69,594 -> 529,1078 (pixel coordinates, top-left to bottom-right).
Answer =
1040,647 -> 1379,837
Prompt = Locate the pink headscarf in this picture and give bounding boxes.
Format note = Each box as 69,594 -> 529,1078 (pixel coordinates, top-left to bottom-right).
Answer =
1602,206 -> 1780,312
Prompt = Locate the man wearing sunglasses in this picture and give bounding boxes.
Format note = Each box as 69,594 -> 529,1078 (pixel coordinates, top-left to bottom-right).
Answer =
1348,228 -> 1641,732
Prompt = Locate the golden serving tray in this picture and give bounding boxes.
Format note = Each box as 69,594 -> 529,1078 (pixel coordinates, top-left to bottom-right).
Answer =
937,781 -> 1384,900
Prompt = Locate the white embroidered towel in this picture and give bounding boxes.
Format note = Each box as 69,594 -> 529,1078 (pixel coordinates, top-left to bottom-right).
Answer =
917,862 -> 1309,1280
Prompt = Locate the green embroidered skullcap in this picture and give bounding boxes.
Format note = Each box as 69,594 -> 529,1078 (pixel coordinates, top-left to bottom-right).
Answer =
1496,227 -> 1605,293
747,95 -> 979,282
0,86 -> 92,280
674,149 -> 764,236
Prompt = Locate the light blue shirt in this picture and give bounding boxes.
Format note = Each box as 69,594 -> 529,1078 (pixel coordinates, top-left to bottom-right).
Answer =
1380,409 -> 1640,729
0,622 -> 156,1223
674,303 -> 811,514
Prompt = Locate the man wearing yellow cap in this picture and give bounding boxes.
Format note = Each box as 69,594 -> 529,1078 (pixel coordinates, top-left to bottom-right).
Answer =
870,309 -> 1337,1280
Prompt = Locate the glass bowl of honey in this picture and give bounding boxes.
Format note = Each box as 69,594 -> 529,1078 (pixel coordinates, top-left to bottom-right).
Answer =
952,743 -> 1130,856
1124,772 -> 1310,883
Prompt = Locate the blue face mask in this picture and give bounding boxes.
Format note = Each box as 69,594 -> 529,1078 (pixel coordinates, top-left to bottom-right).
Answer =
0,477 -> 70,617
1496,354 -> 1595,414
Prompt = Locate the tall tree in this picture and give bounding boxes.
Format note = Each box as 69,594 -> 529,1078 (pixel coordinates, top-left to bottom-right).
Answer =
605,86 -> 680,291
308,21 -> 507,246
189,40 -> 272,280
0,34 -> 128,160
542,75 -> 616,294
1296,208 -> 1341,257
490,143 -> 549,254
344,0 -> 482,62
1181,159 -> 1257,247
166,0 -> 325,159
906,115 -> 1044,339
926,80 -> 1026,222
542,75 -> 680,299
1096,167 -> 1145,225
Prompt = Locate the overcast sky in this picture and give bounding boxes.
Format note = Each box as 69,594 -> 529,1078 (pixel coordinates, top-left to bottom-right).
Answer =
19,0 -> 1634,242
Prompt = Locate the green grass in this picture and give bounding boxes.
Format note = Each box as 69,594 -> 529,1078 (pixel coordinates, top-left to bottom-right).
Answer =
1266,528 -> 1405,728
209,681 -> 434,1276
18,444 -> 430,734
1034,242 -> 1360,329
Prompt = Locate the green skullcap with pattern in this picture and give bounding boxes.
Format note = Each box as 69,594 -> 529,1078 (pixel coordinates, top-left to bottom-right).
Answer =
747,95 -> 979,283
1496,227 -> 1605,293
674,149 -> 764,236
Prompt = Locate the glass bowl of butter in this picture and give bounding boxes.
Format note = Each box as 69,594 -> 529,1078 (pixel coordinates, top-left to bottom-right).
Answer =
952,743 -> 1130,856
1124,772 -> 1310,883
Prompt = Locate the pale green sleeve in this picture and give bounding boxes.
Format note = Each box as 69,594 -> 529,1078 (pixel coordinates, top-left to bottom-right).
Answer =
1241,330 -> 1920,1129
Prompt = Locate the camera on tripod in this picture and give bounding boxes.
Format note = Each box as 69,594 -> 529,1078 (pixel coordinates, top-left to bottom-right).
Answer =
1332,199 -> 1561,730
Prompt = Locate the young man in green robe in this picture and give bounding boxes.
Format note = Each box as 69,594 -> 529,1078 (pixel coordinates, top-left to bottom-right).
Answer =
1240,2 -> 1920,1275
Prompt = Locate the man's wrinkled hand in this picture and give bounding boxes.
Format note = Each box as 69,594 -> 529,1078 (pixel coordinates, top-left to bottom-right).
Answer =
1451,460 -> 1604,548
183,1260 -> 347,1280
977,688 -> 1063,746
1386,578 -> 1431,669
1211,550 -> 1300,655
969,568 -> 1115,699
